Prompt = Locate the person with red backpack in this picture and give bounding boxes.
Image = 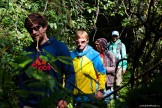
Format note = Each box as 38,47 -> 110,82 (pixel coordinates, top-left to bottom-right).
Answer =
108,30 -> 128,91
95,38 -> 116,104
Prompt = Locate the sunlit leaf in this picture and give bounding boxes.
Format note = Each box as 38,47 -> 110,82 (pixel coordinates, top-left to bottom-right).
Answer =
18,59 -> 32,68
57,58 -> 73,65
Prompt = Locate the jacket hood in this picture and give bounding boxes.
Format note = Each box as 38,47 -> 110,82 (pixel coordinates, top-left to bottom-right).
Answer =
75,45 -> 92,57
40,37 -> 56,47
28,37 -> 56,48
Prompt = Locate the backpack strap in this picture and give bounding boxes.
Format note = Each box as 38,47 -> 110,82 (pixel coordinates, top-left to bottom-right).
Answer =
117,42 -> 124,68
116,42 -> 122,59
117,42 -> 122,51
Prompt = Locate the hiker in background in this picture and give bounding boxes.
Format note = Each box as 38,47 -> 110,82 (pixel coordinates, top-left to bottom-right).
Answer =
108,30 -> 128,91
95,38 -> 116,104
71,30 -> 106,107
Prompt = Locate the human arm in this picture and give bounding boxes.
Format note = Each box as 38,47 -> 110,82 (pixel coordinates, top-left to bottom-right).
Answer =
93,53 -> 106,98
122,70 -> 126,75
95,90 -> 104,99
95,72 -> 105,100
120,43 -> 128,74
105,67 -> 116,74
104,51 -> 116,74
57,43 -> 75,91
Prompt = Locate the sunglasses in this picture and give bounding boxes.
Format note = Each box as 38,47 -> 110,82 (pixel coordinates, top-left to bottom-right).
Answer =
75,40 -> 86,44
28,25 -> 42,33
112,35 -> 118,37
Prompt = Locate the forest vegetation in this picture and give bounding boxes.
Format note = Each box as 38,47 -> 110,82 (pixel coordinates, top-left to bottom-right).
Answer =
0,0 -> 162,108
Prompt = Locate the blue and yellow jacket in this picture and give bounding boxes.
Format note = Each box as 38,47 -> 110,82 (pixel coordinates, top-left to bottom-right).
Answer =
71,45 -> 106,95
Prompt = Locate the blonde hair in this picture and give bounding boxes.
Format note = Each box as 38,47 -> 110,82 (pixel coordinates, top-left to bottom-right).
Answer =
75,30 -> 89,41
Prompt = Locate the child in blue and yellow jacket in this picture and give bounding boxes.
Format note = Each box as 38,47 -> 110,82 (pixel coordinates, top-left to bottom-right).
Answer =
71,30 -> 106,106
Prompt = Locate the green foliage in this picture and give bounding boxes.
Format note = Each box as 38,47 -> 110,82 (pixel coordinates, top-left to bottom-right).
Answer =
125,75 -> 162,107
0,0 -> 162,107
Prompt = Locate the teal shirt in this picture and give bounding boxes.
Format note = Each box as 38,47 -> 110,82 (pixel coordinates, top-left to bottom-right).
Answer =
108,39 -> 128,70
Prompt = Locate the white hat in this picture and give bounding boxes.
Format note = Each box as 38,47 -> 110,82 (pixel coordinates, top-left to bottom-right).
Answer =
112,31 -> 119,36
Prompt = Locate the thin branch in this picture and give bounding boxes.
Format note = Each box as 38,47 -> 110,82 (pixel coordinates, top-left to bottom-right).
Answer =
43,0 -> 48,14
121,0 -> 129,17
92,0 -> 99,42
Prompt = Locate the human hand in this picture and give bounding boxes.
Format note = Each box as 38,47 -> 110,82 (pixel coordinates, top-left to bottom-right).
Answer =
57,100 -> 67,108
95,90 -> 103,100
122,70 -> 126,75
